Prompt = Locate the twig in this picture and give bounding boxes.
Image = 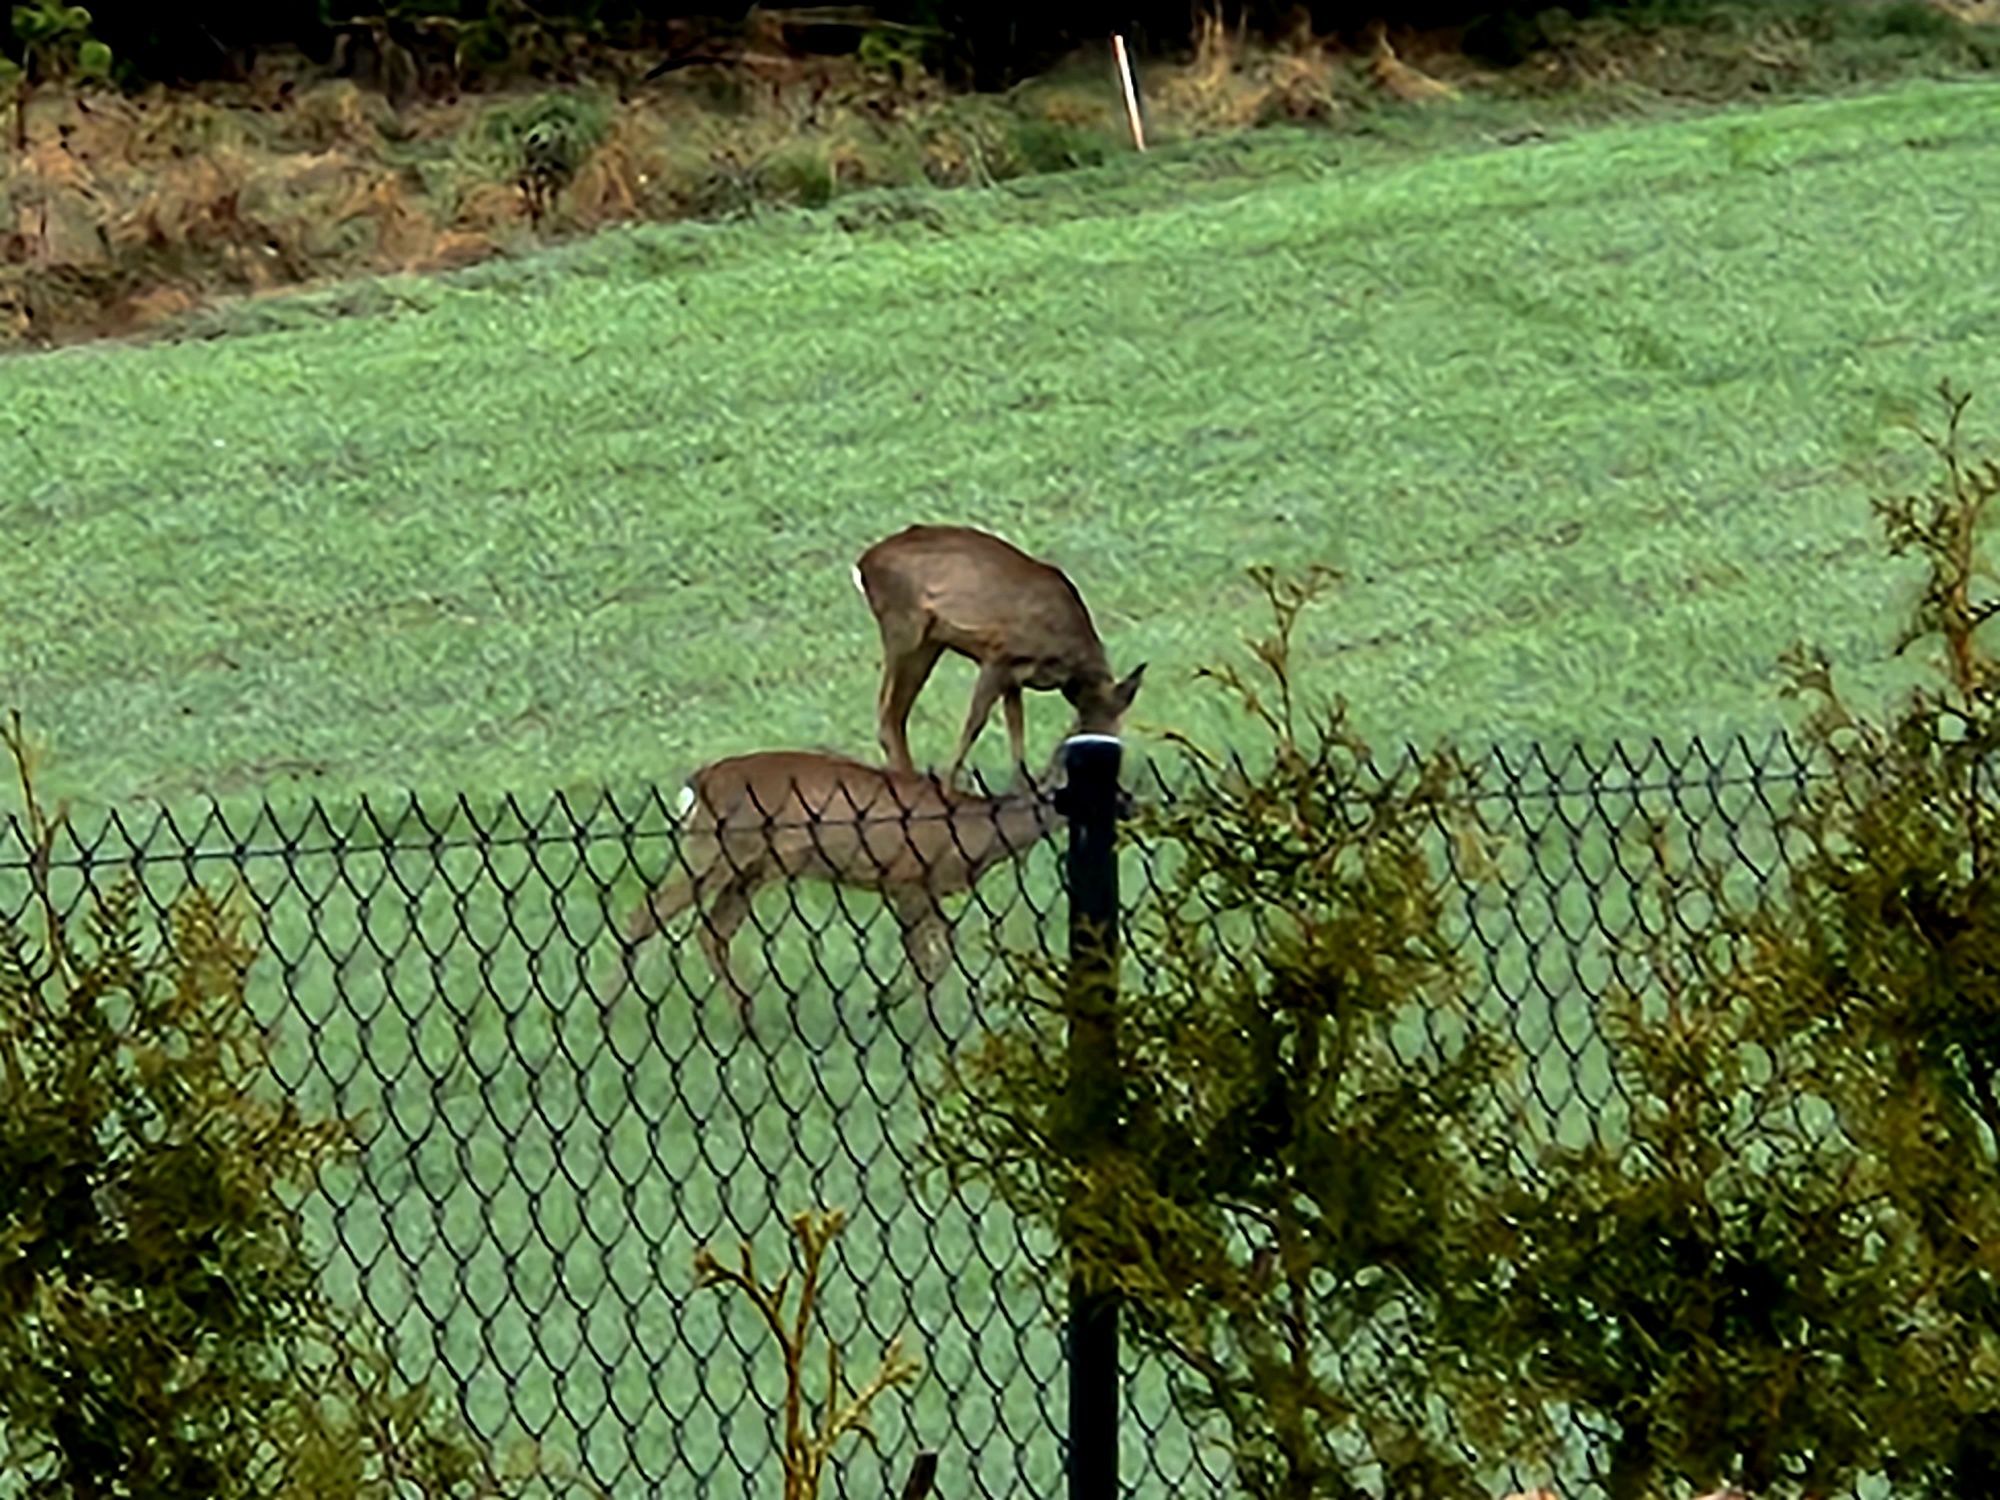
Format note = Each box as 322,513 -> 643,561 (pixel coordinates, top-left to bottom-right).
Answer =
2,710 -> 71,983
694,1207 -> 923,1500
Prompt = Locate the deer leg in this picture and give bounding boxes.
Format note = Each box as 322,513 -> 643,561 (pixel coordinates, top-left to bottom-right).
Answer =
603,870 -> 704,1007
692,875 -> 760,1029
887,886 -> 950,1007
1001,686 -> 1028,788
943,661 -> 1013,791
629,870 -> 701,942
876,637 -> 945,777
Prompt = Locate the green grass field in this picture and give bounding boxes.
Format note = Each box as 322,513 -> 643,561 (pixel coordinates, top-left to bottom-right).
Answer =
5,74 -> 2000,1498
6,77 -> 1999,811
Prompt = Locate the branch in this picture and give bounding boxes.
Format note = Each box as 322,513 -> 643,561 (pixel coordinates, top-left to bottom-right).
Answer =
694,1207 -> 923,1500
693,1241 -> 800,1365
813,1331 -> 920,1463
2,710 -> 71,984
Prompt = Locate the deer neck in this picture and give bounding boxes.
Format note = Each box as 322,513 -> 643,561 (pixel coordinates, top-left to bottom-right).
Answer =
953,775 -> 1061,875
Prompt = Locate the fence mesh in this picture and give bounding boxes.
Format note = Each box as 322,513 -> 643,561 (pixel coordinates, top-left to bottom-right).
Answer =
0,732 -> 1839,1499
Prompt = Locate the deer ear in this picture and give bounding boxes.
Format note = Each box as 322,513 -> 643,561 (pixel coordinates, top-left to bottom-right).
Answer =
1114,663 -> 1146,710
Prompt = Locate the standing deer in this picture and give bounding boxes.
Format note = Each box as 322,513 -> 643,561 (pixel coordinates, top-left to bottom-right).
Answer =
607,748 -> 1070,1027
852,524 -> 1145,787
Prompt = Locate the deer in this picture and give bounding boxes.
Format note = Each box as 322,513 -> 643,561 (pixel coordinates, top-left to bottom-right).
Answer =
852,524 -> 1146,789
605,746 -> 1079,1029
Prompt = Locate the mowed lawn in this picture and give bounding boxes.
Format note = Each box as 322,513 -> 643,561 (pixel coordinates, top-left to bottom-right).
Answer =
5,77 -> 2000,1499
4,78 -> 1999,811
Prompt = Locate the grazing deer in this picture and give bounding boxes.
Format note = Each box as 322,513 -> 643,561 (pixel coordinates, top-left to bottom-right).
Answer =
608,749 -> 1068,1027
852,524 -> 1145,786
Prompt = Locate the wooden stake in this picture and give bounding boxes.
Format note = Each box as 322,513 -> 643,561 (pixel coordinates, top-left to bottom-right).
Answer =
1112,34 -> 1146,151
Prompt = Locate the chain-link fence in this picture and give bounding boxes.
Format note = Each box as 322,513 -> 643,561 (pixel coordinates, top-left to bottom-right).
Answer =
0,730 -> 1835,1499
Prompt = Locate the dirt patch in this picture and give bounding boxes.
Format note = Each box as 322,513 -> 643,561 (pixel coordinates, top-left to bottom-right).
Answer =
0,4 -> 1993,352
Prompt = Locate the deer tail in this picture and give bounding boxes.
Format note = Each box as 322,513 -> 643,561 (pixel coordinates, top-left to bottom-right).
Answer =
639,777 -> 703,933
628,779 -> 699,941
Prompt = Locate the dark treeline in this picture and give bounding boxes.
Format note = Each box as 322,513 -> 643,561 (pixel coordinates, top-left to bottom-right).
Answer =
22,1 -> 1682,91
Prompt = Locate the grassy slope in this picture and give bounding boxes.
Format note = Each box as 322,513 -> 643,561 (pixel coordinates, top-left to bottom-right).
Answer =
5,77 -> 1999,813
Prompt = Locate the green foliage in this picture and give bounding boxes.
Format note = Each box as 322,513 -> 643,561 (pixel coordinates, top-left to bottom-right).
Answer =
1004,116 -> 1112,174
1474,867 -> 1956,1498
3,0 -> 109,94
11,0 -> 86,50
325,0 -> 639,94
1741,383 -> 2000,1493
928,392 -> 2000,1496
0,715 -> 578,1498
1468,0 -> 2000,91
467,89 -> 609,221
757,141 -> 839,209
1469,383 -> 2000,1499
856,27 -> 928,90
4,0 -> 108,168
1873,1 -> 1971,41
319,3 -> 938,99
435,0 -> 599,83
1757,0 -> 1999,75
477,89 -> 608,175
930,569 -> 1520,1499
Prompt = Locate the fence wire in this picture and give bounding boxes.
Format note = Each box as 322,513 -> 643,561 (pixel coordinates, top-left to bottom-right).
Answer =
0,732 -> 1842,1499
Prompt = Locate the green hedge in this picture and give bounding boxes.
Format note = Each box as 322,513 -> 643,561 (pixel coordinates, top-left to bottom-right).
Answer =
8,2 -> 1754,91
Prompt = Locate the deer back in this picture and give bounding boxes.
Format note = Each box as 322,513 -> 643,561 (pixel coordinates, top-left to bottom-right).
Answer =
859,525 -> 1111,679
684,751 -> 1062,896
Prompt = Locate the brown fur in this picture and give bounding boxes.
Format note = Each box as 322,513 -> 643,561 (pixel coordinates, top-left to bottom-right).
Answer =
853,524 -> 1144,785
610,748 -> 1064,1027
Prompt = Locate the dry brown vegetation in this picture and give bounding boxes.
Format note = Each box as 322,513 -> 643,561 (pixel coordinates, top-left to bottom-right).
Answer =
1,2 -> 1992,351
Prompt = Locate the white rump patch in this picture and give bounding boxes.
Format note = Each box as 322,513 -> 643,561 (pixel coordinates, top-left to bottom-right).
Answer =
851,563 -> 867,597
675,783 -> 697,819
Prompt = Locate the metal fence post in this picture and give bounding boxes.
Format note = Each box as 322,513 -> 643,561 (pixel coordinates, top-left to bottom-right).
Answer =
1057,731 -> 1124,1500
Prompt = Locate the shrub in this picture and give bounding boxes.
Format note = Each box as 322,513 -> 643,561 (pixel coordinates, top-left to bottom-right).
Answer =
1469,382 -> 2000,1498
757,140 -> 840,208
929,568 -> 1524,1498
1006,116 -> 1112,174
470,90 -> 612,222
0,713 -> 581,1498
